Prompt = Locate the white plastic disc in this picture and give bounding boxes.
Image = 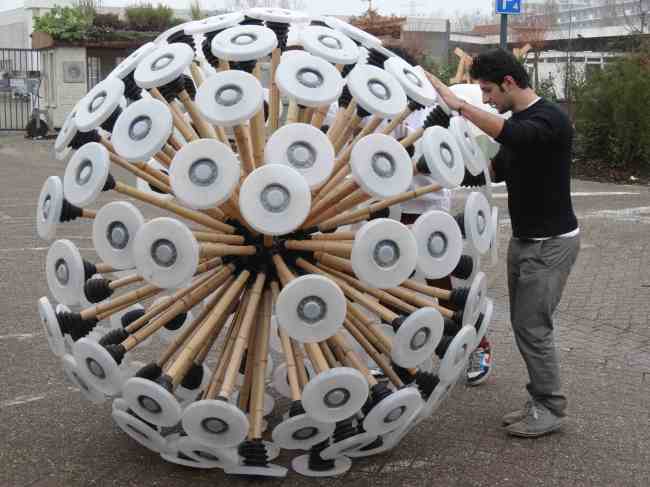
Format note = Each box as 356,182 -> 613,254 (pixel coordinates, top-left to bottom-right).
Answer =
76,77 -> 125,131
54,104 -> 80,154
161,450 -> 218,469
276,274 -> 346,343
176,363 -> 212,403
264,123 -> 335,189
416,380 -> 455,422
276,53 -> 344,108
38,297 -> 66,357
463,271 -> 487,328
113,409 -> 171,453
385,56 -> 437,107
133,217 -> 199,289
224,463 -> 288,477
62,354 -> 106,403
327,17 -> 382,48
196,70 -> 263,126
182,399 -> 249,448
300,26 -> 359,65
292,454 -> 351,477
350,134 -> 413,199
344,435 -> 394,458
474,298 -> 493,350
489,206 -> 499,267
136,159 -> 173,201
122,377 -> 182,427
449,116 -> 484,176
346,64 -> 407,119
73,337 -> 124,395
110,42 -> 157,80
171,435 -> 239,468
438,325 -> 477,383
46,240 -> 85,306
271,413 -> 335,450
239,164 -> 311,236
268,315 -> 283,354
301,367 -> 368,423
362,387 -> 423,435
463,192 -> 492,254
320,431 -> 378,460
63,142 -> 110,207
134,43 -> 194,89
421,126 -> 465,188
351,218 -> 417,289
211,25 -> 277,61
412,210 -> 463,279
248,7 -> 309,23
230,390 -> 275,417
37,176 -> 65,241
93,201 -> 145,270
112,98 -> 173,162
154,23 -> 191,45
184,12 -> 244,34
272,360 -> 314,398
392,307 -> 444,368
170,139 -> 240,209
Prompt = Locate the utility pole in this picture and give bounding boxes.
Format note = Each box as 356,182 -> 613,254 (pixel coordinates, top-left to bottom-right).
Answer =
500,14 -> 508,49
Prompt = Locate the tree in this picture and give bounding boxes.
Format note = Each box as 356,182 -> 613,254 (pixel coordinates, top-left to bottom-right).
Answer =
190,0 -> 207,20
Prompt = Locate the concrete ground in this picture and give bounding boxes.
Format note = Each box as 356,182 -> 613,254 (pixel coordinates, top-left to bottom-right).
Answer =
0,133 -> 648,487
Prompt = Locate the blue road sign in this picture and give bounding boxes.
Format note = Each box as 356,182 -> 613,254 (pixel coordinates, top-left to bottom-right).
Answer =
496,0 -> 522,14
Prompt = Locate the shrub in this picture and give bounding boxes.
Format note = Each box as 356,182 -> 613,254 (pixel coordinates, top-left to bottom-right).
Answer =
574,51 -> 650,171
125,3 -> 175,31
93,12 -> 124,30
33,6 -> 92,41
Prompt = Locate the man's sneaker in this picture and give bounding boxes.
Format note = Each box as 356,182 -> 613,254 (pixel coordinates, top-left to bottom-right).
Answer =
502,399 -> 534,426
505,401 -> 563,438
466,340 -> 492,386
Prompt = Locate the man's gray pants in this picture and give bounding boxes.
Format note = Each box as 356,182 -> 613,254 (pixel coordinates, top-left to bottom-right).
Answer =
507,235 -> 580,417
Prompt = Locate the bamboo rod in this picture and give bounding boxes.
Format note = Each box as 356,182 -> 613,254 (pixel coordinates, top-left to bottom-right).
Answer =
269,48 -> 282,134
285,240 -> 352,259
292,341 -> 309,389
178,90 -> 217,140
250,289 -> 272,439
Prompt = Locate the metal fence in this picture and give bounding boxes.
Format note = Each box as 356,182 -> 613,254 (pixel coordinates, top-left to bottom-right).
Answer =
0,48 -> 43,131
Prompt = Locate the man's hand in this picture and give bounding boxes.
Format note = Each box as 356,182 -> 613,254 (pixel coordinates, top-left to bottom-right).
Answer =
424,71 -> 465,111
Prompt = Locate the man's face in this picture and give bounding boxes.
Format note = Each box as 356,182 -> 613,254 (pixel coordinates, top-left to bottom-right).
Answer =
478,79 -> 513,114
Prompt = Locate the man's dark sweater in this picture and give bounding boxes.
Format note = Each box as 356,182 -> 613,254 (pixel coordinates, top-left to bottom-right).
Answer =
492,98 -> 578,239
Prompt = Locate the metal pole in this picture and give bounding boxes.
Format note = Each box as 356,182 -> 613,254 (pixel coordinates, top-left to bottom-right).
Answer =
500,13 -> 508,50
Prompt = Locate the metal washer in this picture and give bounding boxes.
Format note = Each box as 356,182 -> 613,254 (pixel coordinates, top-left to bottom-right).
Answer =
75,77 -> 125,131
112,98 -> 173,162
181,399 -> 249,448
275,53 -> 344,108
196,70 -> 264,126
133,217 -> 199,289
63,142 -> 111,207
301,367 -> 369,423
276,274 -> 346,343
350,133 -> 413,199
93,201 -> 145,270
265,123 -> 335,189
36,176 -> 65,241
170,139 -> 240,209
46,239 -> 86,306
238,164 -> 311,236
412,210 -> 463,279
300,25 -> 359,65
351,218 -> 417,289
122,377 -> 183,427
134,43 -> 194,89
421,126 -> 466,188
384,56 -> 437,107
392,307 -> 444,368
211,24 -> 277,62
346,64 -> 407,119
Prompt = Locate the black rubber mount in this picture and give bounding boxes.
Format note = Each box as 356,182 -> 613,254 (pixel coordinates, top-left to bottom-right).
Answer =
461,169 -> 487,188
452,254 -> 474,280
452,309 -> 463,326
84,278 -> 114,303
423,105 -> 451,129
434,335 -> 453,358
59,199 -> 84,223
135,362 -> 163,380
363,382 -> 392,415
99,327 -> 129,346
180,362 -> 204,390
288,399 -> 306,418
241,16 -> 264,26
338,85 -> 353,109
101,105 -> 122,132
454,213 -> 466,238
122,308 -> 146,327
103,172 -> 117,195
366,48 -> 390,68
202,32 -> 222,67
123,71 -> 143,102
390,361 -> 415,384
449,287 -> 470,309
156,374 -> 174,392
266,21 -> 289,51
183,74 -> 197,100
166,30 -> 196,51
104,343 -> 126,364
57,311 -> 98,341
414,371 -> 440,399
443,316 -> 462,336
408,98 -> 424,112
238,349 -> 248,375
369,206 -> 391,221
309,19 -> 330,27
158,76 -> 186,101
239,438 -> 269,467
307,439 -> 336,471
390,315 -> 407,332
474,312 -> 485,334
357,103 -> 371,118
163,311 -> 187,331
359,435 -> 383,451
231,58 -> 257,74
415,156 -> 430,174
82,260 -> 98,280
332,417 -> 356,444
69,129 -> 101,150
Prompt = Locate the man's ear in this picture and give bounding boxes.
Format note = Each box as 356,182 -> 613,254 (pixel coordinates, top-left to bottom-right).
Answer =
502,75 -> 518,89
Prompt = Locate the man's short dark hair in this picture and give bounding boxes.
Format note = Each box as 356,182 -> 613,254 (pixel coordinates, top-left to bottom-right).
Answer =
469,49 -> 530,89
